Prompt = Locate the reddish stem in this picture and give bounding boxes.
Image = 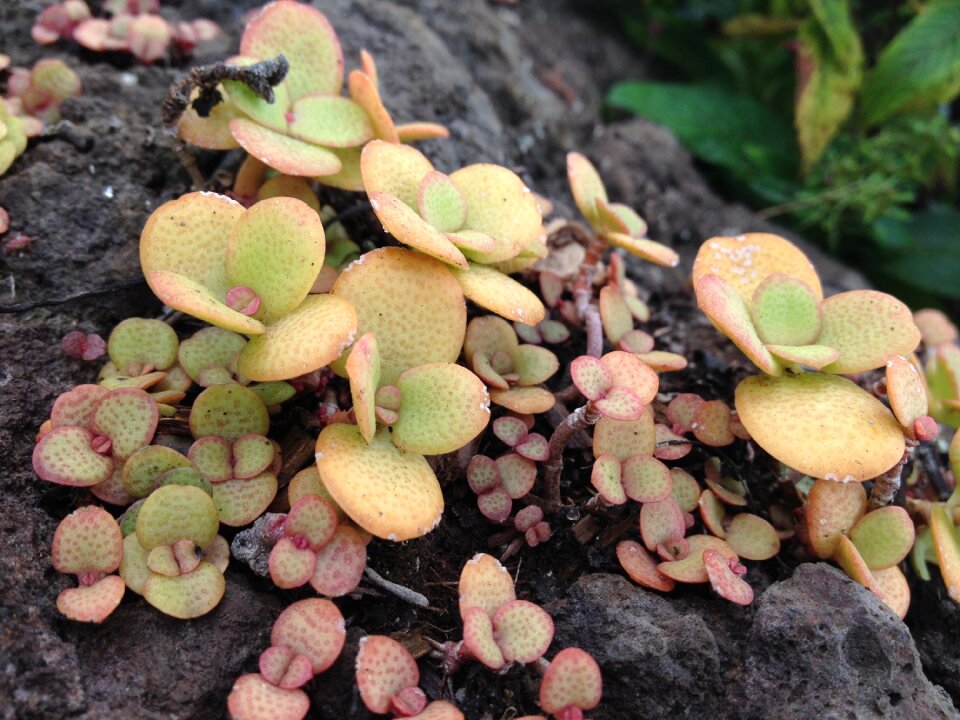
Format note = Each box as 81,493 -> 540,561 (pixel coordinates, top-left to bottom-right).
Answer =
543,400 -> 602,511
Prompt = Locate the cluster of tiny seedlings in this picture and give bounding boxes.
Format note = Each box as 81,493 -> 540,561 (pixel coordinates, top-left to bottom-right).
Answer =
33,0 -> 220,65
24,1 -> 960,719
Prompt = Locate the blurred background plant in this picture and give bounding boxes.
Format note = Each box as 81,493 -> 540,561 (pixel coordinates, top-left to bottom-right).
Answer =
601,0 -> 960,310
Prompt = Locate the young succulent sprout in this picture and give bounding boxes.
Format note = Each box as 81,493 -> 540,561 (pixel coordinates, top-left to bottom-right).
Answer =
693,233 -> 921,485
515,505 -> 551,547
356,635 -> 424,715
360,141 -> 546,324
0,100 -> 28,176
62,331 -> 107,361
465,316 -> 559,414
538,647 -> 602,720
493,416 -> 550,461
141,192 -> 357,382
514,319 -> 571,346
51,506 -> 125,623
6,59 -> 82,131
467,454 -> 531,524
178,2 -> 443,185
228,598 -> 346,720
32,0 -> 92,44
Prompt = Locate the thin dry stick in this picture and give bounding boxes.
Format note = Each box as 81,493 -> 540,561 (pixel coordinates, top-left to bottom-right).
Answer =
363,567 -> 429,608
868,443 -> 915,510
542,401 -> 602,511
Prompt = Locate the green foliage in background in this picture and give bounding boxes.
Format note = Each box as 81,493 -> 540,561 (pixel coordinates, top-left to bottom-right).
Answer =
605,0 -> 960,306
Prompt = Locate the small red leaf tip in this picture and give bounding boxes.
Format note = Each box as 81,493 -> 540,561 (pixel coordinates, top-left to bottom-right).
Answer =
913,415 -> 938,443
62,331 -> 107,361
226,285 -> 262,316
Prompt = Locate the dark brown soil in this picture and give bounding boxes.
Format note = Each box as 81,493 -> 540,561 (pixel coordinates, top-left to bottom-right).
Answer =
1,2 -> 958,719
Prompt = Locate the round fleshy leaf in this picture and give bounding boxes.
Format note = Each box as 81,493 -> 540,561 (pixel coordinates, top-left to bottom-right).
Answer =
617,540 -> 675,592
356,635 -> 420,714
477,488 -> 513,523
269,537 -> 317,589
453,262 -> 546,325
392,363 -> 490,455
249,381 -> 296,407
592,414 -> 655,461
448,164 -> 542,264
663,472 -> 697,516
124,445 -> 195,498
665,394 -> 705,435
599,351 -> 659,406
703,474 -> 747,508
496,453 -> 537,499
57,575 -> 125,624
285,495 -> 338,550
315,424 -> 442,540
310,525 -> 367,596
178,326 -> 247,382
749,273 -> 821,346
119,533 -> 150,595
833,534 -> 881,594
213,472 -> 278,527
360,140 -> 434,209
158,466 -> 213,495
369,191 -> 468,268
108,318 -> 179,374
703,549 -> 753,605
257,174 -> 321,213
632,351 -> 687,373
640,498 -> 685,552
604,232 -> 679,267
259,646 -> 312,689
147,270 -> 267,335
691,400 -> 735,447
139,192 -> 249,324
241,1 -> 342,98
177,90 -> 243,150
599,286 -> 633,344
915,308 -> 958,347
271,598 -> 346,674
143,561 -> 225,619
621,455 -> 672,503
288,466 -> 345,519
653,423 -> 692,461
52,506 -> 123,575
238,293 -> 358,382
696,274 -> 781,376
618,329 -> 655,355
566,152 -> 607,223
136,484 -> 219,551
735,373 -> 904,483
204,535 -> 230,574
726,513 -> 780,560
591,455 -> 625,505
446,229 -> 496,256
347,333 -> 380,443
188,436 -> 234,484
493,417 -> 528,447
493,599 -> 554,664
594,385 -> 645,421
658,535 -> 738,584
464,316 -> 519,358
570,356 -> 612,401
514,433 -> 549,462
818,290 -> 921,374
849,506 -> 914,570
488,387 -> 555,414
539,647 -> 602,715
230,119 -> 342,177
90,388 -> 158,461
333,248 -> 466,386
50,384 -> 108,428
146,545 -> 181,578
227,674 -> 310,720
805,479 -> 868,559
467,455 -> 500,495
693,233 -> 823,304
930,505 -> 960,604
765,344 -> 840,370
225,196 -> 326,324
288,94 -> 373,147
699,489 -> 728,538
873,565 -> 910,619
599,200 -> 648,238
33,427 -> 113,487
509,345 -> 559,386
458,553 -> 516,619
89,467 -> 136,506
418,171 -> 467,233
886,355 -> 928,430
233,434 -> 276,479
190,383 -> 269,441
463,606 -> 505,669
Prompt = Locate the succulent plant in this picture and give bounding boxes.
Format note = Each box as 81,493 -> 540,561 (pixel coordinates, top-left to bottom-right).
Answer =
0,97 -> 28,176
177,1 -> 444,187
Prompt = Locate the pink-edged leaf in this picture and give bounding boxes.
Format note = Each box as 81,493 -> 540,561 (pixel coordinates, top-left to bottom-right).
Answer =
227,674 -> 310,720
492,599 -> 554,664
356,635 -> 420,714
268,537 -> 316,589
640,497 -> 685,551
90,388 -> 158,461
270,598 -> 346,674
620,455 -> 672,503
514,433 -> 549,462
539,648 -> 602,715
493,416 -> 529,447
653,423 -> 692,461
691,400 -> 735,447
463,606 -> 506,669
569,355 -> 612,400
594,385 -> 644,421
309,525 -> 367,597
496,453 -> 537,499
665,393 -> 705,435
703,549 -> 753,605
56,575 -> 125,624
467,455 -> 500,495
233,433 -> 276,480
33,427 -> 113,487
477,488 -> 513,524
259,646 -> 314,690
599,351 -> 659,405
50,384 -> 108,428
616,540 -> 675,592
392,687 -> 429,718
52,506 -> 123,575
458,552 -> 516,619
285,495 -> 338,550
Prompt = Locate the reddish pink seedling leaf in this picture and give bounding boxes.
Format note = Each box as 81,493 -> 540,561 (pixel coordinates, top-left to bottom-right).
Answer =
496,453 -> 537,499
52,506 -> 122,575
539,648 -> 602,716
653,424 -> 692,461
356,635 -> 420,714
269,537 -> 317,589
621,455 -> 673,503
477,488 -> 513,524
914,415 -> 939,443
616,540 -> 675,592
62,331 -> 107,361
515,433 -> 549,462
492,599 -> 554,664
515,505 -> 544,532
310,525 -> 367,597
392,686 -> 429,717
593,385 -> 644,421
285,495 -> 338,550
698,489 -> 728,538
227,674 -> 310,720
458,553 -> 516,619
493,416 -> 528,447
570,356 -> 612,400
463,606 -> 506,669
467,455 -> 500,494
57,575 -> 125,624
600,351 -> 659,406
703,549 -> 754,605
271,598 -> 346,674
34,427 -> 114,487
259,646 -> 314,690
619,329 -> 655,355
51,384 -> 109,428
691,400 -> 735,447
657,536 -> 690,562
591,455 -> 626,505
640,498 -> 685,551
658,535 -> 738,584
666,393 -> 705,434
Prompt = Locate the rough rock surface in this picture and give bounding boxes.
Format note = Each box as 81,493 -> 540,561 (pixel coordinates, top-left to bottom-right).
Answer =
550,568 -> 958,720
0,1 -> 955,719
